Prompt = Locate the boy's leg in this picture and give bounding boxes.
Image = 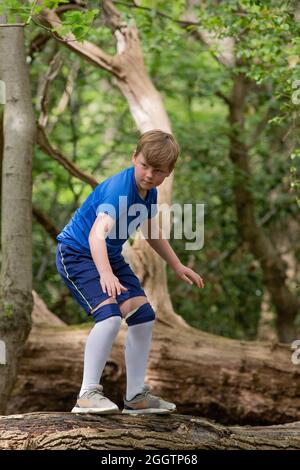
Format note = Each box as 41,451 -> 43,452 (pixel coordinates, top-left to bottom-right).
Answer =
80,298 -> 121,397
120,296 -> 153,401
120,296 -> 176,414
113,259 -> 174,411
73,298 -> 123,414
120,296 -> 155,400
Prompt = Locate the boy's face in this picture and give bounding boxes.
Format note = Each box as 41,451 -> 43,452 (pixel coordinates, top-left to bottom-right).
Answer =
132,152 -> 171,191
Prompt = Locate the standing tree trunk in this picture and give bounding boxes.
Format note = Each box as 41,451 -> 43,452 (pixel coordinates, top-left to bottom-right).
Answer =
0,111 -> 3,201
0,12 -> 36,413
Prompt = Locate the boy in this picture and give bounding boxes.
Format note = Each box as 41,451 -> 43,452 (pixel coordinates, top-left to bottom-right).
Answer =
56,129 -> 204,415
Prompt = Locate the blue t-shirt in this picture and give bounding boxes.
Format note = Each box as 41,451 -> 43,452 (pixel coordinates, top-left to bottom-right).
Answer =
57,166 -> 158,260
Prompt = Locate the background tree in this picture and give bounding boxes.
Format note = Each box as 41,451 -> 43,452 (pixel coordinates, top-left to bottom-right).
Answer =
0,0 -> 36,413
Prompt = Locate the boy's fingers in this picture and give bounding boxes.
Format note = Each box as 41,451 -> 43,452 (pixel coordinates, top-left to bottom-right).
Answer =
115,283 -> 121,296
183,274 -> 193,285
186,272 -> 204,288
111,285 -> 116,297
120,283 -> 128,291
191,272 -> 204,288
101,282 -> 106,293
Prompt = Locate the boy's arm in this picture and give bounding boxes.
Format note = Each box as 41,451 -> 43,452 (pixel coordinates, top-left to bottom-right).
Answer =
89,213 -> 115,274
141,217 -> 205,289
89,213 -> 128,297
141,217 -> 181,270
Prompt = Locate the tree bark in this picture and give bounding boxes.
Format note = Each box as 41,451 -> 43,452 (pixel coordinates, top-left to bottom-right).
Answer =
1,412 -> 300,450
0,111 -> 3,206
0,11 -> 36,413
8,292 -> 300,426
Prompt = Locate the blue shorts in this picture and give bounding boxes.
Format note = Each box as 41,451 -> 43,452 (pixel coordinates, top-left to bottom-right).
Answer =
56,242 -> 146,317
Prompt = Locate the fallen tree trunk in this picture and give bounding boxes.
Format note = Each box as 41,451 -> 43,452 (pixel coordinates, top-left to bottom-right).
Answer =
8,293 -> 300,426
1,412 -> 300,450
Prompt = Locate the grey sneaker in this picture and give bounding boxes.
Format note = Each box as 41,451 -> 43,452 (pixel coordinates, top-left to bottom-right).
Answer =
122,385 -> 177,415
71,385 -> 120,414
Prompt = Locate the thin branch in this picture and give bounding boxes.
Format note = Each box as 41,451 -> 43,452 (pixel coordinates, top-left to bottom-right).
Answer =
55,4 -> 87,14
36,124 -> 98,189
31,17 -> 95,44
38,52 -> 62,129
29,32 -> 51,57
47,60 -> 81,135
0,23 -> 26,27
26,0 -> 38,25
0,0 -> 38,27
32,205 -> 59,242
34,8 -> 124,79
112,1 -> 200,27
215,90 -> 232,107
1,2 -> 93,43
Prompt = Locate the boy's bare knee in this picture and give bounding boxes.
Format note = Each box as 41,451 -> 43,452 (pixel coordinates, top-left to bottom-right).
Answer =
91,297 -> 117,314
119,296 -> 148,317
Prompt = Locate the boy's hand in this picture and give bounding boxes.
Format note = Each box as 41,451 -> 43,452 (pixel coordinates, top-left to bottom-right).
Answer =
100,270 -> 128,298
173,263 -> 205,288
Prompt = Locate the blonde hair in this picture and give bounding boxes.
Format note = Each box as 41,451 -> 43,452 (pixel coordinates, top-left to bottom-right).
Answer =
134,129 -> 180,172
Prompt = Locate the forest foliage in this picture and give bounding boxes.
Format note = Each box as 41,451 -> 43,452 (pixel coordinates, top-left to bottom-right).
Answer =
1,0 -> 299,339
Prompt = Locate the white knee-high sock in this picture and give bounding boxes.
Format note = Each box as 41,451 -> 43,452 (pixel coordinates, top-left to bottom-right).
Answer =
79,316 -> 121,397
125,320 -> 154,401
